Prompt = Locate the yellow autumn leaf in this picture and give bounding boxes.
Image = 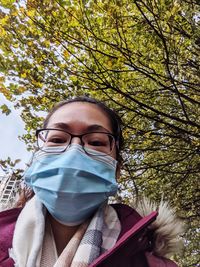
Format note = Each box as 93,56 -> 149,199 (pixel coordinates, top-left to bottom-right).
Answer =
27,41 -> 33,46
0,76 -> 5,82
44,40 -> 50,48
21,72 -> 27,78
0,16 -> 9,26
0,86 -> 12,100
26,9 -> 36,17
0,27 -> 6,37
63,50 -> 69,58
32,80 -> 43,88
18,86 -> 26,93
12,43 -> 19,48
10,10 -> 18,16
107,60 -> 113,68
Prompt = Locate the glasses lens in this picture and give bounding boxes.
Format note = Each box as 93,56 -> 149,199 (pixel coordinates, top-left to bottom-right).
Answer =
37,129 -> 71,152
83,133 -> 115,155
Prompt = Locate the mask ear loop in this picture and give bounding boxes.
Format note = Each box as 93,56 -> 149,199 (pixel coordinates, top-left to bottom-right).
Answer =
26,151 -> 35,168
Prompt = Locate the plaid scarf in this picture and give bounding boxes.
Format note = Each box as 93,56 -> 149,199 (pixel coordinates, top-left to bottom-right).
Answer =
10,197 -> 120,267
41,204 -> 121,267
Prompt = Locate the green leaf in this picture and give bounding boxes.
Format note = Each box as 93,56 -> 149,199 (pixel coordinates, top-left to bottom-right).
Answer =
0,104 -> 11,115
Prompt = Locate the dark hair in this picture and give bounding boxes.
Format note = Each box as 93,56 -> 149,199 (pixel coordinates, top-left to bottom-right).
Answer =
43,96 -> 124,163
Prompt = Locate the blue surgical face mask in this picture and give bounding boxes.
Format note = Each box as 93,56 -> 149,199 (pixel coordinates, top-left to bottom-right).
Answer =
24,145 -> 118,226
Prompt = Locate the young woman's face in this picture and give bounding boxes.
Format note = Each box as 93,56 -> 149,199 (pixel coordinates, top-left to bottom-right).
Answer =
47,102 -> 117,159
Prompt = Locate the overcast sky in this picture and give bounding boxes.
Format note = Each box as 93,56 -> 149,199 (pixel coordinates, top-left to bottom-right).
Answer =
0,94 -> 31,175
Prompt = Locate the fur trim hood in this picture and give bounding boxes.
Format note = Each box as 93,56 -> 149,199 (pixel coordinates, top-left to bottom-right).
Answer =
134,198 -> 184,258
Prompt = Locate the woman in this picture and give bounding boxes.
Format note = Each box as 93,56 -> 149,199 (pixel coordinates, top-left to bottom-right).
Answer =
0,96 -> 183,267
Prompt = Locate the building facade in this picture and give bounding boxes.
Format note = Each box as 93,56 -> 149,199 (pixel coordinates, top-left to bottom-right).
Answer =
0,173 -> 21,211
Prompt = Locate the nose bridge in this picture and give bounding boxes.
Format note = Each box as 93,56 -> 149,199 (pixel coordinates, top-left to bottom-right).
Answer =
70,136 -> 82,145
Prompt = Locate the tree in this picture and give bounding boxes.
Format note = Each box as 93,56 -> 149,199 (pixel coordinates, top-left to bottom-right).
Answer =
0,1 -> 199,265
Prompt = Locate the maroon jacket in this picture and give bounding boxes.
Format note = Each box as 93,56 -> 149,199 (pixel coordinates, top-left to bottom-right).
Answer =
0,204 -> 178,267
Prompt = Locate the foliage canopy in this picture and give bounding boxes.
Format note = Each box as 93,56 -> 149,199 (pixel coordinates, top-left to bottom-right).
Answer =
0,0 -> 200,265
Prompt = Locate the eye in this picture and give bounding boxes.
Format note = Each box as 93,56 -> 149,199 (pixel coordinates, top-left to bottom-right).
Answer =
88,140 -> 107,147
47,137 -> 66,144
44,131 -> 71,146
87,135 -> 109,147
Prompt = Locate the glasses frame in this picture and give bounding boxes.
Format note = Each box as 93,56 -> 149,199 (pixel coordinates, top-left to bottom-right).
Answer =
36,128 -> 118,156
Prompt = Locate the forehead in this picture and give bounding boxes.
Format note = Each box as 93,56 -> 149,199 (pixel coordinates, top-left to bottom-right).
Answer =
47,102 -> 112,133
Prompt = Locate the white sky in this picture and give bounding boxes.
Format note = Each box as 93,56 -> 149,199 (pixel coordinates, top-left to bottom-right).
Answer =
0,93 -> 31,175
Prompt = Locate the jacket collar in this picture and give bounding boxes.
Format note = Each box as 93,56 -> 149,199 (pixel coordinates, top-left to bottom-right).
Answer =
90,203 -> 158,267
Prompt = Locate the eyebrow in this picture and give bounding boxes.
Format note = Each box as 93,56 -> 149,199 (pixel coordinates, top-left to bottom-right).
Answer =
49,122 -> 111,133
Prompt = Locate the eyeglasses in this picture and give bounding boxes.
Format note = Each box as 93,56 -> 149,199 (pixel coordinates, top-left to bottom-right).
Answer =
36,128 -> 117,156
